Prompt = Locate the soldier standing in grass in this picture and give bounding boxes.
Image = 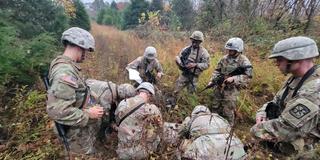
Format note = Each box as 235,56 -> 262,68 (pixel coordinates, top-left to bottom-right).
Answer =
115,82 -> 163,159
208,37 -> 253,123
46,27 -> 104,157
251,36 -> 320,156
126,46 -> 163,86
177,105 -> 247,160
174,31 -> 210,94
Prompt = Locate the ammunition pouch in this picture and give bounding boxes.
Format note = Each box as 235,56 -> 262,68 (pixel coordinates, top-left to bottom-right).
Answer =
265,102 -> 281,120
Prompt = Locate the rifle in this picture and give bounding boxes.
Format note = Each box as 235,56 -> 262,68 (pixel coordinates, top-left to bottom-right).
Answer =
41,74 -> 71,157
179,46 -> 199,92
200,65 -> 253,93
145,70 -> 156,84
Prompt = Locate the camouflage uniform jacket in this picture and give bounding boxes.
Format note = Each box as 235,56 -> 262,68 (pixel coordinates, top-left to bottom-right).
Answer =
86,79 -> 118,112
178,113 -> 246,160
127,56 -> 163,81
252,67 -> 320,148
211,54 -> 252,88
47,55 -> 90,126
176,46 -> 210,76
46,55 -> 99,155
115,95 -> 163,159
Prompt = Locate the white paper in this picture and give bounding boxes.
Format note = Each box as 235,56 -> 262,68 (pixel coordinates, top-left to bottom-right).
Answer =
127,68 -> 143,84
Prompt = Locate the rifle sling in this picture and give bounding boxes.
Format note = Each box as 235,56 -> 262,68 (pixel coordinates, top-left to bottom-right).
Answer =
117,102 -> 145,126
279,65 -> 319,110
79,86 -> 88,110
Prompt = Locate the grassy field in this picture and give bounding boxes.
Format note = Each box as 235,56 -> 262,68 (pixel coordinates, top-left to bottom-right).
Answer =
0,23 -> 293,159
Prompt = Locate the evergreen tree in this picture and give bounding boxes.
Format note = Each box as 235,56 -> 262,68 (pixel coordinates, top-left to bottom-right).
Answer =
171,0 -> 194,30
97,8 -> 106,24
122,0 -> 149,29
102,7 -> 122,29
111,1 -> 118,10
0,0 -> 69,39
150,0 -> 163,12
91,0 -> 106,12
70,0 -> 91,31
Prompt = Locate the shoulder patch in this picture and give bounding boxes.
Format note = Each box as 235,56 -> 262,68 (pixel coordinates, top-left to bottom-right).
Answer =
289,104 -> 310,119
282,98 -> 318,128
59,75 -> 78,88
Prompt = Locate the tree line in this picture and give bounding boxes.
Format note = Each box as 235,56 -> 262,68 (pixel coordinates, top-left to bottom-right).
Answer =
97,0 -> 320,32
0,0 -> 91,102
96,0 -> 320,48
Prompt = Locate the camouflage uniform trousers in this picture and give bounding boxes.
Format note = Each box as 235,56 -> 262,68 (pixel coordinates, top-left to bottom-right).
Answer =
174,74 -> 198,94
58,119 -> 101,155
117,137 -> 160,160
211,86 -> 239,123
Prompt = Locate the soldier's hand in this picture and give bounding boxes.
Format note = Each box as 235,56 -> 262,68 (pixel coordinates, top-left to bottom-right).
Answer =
207,81 -> 212,86
224,76 -> 235,84
87,105 -> 104,119
156,72 -> 162,79
186,63 -> 197,69
256,116 -> 266,124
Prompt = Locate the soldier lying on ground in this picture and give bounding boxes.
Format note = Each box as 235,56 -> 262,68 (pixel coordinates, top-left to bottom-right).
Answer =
177,105 -> 246,160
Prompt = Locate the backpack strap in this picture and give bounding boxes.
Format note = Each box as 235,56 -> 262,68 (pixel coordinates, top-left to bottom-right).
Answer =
117,102 -> 145,126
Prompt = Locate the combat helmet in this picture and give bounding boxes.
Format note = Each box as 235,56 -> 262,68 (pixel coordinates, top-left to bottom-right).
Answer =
136,82 -> 155,95
269,36 -> 319,60
190,31 -> 204,42
191,105 -> 211,116
225,37 -> 244,52
61,27 -> 95,52
117,83 -> 136,99
144,46 -> 157,60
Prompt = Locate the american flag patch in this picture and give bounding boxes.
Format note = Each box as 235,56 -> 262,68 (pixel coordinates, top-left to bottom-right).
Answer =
60,75 -> 78,88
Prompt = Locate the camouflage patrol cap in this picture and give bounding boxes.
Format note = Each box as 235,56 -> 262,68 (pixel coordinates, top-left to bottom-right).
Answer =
190,31 -> 204,42
136,82 -> 155,95
117,83 -> 136,99
61,27 -> 95,52
225,37 -> 244,52
269,36 -> 319,60
191,105 -> 211,116
144,46 -> 157,60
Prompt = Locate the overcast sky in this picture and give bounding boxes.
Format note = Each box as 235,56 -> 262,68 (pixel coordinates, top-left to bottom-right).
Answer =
80,0 -> 129,4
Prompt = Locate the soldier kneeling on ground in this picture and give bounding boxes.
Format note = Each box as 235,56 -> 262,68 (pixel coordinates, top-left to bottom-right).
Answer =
251,36 -> 320,157
115,82 -> 163,159
177,105 -> 246,160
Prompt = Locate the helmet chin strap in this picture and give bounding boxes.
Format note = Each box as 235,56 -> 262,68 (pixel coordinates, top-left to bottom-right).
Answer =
284,61 -> 292,76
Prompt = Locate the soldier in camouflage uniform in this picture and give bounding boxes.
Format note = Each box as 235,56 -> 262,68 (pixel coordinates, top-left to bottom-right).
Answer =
177,105 -> 247,160
174,31 -> 210,94
251,36 -> 320,155
126,46 -> 163,85
46,27 -> 104,156
115,82 -> 163,159
209,37 -> 253,123
85,79 -> 136,139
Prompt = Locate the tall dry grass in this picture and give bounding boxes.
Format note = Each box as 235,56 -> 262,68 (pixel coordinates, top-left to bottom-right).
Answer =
84,22 -> 288,121
82,23 -> 289,159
